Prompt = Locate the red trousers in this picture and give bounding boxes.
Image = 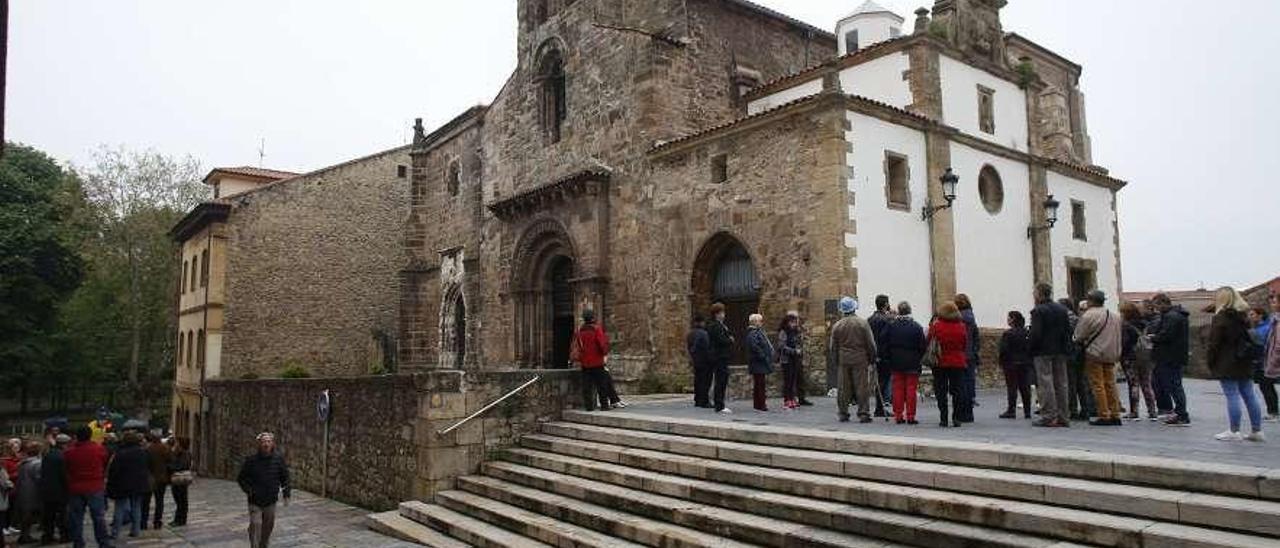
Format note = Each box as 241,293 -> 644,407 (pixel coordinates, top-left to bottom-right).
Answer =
891,372 -> 919,421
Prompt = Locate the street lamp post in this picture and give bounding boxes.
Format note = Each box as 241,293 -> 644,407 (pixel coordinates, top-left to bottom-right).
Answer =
921,168 -> 959,221
1026,194 -> 1061,238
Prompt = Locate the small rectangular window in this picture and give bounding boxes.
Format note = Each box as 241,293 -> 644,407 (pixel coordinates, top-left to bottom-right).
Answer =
201,249 -> 210,287
977,85 -> 995,134
884,152 -> 910,210
1071,200 -> 1087,241
396,165 -> 407,178
710,154 -> 728,184
845,30 -> 859,53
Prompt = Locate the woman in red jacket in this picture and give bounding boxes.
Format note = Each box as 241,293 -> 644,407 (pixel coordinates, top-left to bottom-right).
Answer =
929,302 -> 970,428
572,309 -> 612,411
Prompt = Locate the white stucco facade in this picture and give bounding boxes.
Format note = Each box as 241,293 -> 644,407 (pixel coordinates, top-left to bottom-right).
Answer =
939,56 -> 1029,153
839,52 -> 912,109
835,5 -> 904,56
949,142 -> 1034,327
1046,170 -> 1120,307
746,78 -> 822,115
845,110 -> 934,320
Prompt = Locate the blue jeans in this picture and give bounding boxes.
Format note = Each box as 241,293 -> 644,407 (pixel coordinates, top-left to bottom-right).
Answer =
1155,362 -> 1189,421
68,492 -> 112,548
1220,379 -> 1264,433
112,495 -> 143,538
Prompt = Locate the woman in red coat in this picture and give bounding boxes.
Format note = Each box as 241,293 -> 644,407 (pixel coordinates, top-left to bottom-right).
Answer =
929,302 -> 970,428
572,309 -> 612,411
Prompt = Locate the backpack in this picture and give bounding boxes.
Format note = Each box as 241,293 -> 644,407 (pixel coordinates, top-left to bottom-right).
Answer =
569,331 -> 583,365
1238,327 -> 1265,363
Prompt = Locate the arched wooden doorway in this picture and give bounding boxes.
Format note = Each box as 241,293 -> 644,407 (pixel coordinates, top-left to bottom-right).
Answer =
440,288 -> 467,369
512,220 -> 578,368
691,233 -> 760,364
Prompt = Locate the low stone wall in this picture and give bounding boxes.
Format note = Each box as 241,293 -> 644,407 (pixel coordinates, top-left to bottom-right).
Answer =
203,369 -> 579,511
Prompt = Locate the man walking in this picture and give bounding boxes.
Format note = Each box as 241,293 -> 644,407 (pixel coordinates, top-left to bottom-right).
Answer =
829,297 -> 878,423
64,426 -> 112,548
238,432 -> 291,548
142,433 -> 172,529
39,434 -> 70,544
1151,293 -> 1192,425
687,315 -> 713,408
1031,284 -> 1073,427
868,295 -> 893,418
1074,290 -> 1123,426
706,303 -> 735,414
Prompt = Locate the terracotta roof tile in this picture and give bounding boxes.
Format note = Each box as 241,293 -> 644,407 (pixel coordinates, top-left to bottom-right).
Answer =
745,34 -> 915,100
651,92 -> 831,152
207,166 -> 300,182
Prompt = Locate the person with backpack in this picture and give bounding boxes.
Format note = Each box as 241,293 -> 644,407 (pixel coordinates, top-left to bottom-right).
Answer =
1120,302 -> 1158,421
1207,287 -> 1265,442
571,309 -> 612,411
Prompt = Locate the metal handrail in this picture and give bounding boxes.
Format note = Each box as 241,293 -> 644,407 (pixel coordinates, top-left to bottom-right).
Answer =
436,375 -> 540,436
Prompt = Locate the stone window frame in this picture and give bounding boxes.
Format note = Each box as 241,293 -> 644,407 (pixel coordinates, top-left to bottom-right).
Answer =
977,84 -> 996,134
177,330 -> 184,369
535,45 -> 568,145
190,253 -> 199,292
196,329 -> 206,368
445,158 -> 462,197
182,260 -> 188,293
710,153 -> 729,184
200,248 -> 210,287
977,164 -> 1004,214
396,164 -> 407,179
1064,256 -> 1098,304
882,150 -> 911,211
1071,199 -> 1087,241
185,330 -> 194,368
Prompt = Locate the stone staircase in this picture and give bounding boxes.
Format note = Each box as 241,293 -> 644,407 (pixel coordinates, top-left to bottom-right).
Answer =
369,410 -> 1280,547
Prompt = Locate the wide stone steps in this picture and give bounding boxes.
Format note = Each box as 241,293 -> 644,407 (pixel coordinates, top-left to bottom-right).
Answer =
533,420 -> 1280,537
369,410 -> 1280,547
475,461 -> 905,548
501,445 -> 1080,548
561,410 -> 1280,501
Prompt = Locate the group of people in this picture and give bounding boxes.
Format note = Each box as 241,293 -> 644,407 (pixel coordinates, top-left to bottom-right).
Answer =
666,284 -> 1277,441
0,423 -> 192,547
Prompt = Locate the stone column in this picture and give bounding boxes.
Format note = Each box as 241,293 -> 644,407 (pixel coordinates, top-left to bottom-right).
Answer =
1028,162 -> 1053,287
924,130 -> 957,311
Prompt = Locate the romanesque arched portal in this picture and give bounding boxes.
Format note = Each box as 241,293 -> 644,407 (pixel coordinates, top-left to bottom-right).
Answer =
691,232 -> 760,365
512,219 -> 578,368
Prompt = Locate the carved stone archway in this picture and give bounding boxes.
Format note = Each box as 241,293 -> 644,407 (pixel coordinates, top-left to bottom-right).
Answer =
691,232 -> 760,365
511,219 -> 579,368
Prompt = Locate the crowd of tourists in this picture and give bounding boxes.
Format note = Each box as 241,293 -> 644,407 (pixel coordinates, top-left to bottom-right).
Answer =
570,283 -> 1277,443
0,416 -> 193,547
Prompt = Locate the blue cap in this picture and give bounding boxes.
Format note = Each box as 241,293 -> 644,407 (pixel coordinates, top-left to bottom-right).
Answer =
839,297 -> 858,314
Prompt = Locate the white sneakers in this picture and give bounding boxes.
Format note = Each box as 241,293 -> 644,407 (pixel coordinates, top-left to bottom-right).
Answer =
614,400 -> 628,408
1214,430 -> 1244,441
1215,430 -> 1267,442
717,408 -> 733,415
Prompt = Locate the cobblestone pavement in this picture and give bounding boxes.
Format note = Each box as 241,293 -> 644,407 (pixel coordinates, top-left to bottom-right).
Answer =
3,479 -> 419,548
616,378 -> 1280,468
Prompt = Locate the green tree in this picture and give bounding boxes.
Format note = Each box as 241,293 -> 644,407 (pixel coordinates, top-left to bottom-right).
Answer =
0,144 -> 85,413
76,147 -> 204,417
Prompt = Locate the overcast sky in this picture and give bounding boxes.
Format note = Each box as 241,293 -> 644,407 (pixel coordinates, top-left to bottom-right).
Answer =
9,1 -> 1278,291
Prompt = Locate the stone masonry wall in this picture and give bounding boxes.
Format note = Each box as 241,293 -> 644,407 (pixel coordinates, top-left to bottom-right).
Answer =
222,147 -> 411,379
204,369 -> 580,511
203,375 -> 427,511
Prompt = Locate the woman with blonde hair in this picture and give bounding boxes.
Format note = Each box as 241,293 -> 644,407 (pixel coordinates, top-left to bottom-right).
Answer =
1207,287 -> 1264,442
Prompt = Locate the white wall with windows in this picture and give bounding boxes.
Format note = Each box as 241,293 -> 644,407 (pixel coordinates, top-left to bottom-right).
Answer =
845,110 -> 933,320
1046,170 -> 1120,306
839,52 -> 912,108
939,56 -> 1028,152
949,142 -> 1034,327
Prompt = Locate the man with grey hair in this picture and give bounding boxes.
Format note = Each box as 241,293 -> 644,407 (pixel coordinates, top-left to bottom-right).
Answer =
237,432 -> 291,548
1075,289 -> 1123,426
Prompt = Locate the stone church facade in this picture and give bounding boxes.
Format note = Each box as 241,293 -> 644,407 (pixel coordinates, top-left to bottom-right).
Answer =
398,0 -> 1126,384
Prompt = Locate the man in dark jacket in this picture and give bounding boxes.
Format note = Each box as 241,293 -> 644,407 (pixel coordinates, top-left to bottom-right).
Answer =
39,434 -> 70,544
141,433 -> 171,530
868,295 -> 893,418
687,315 -> 713,408
1150,293 -> 1192,425
106,432 -> 151,539
238,432 -> 291,548
706,303 -> 736,413
1030,284 -> 1073,427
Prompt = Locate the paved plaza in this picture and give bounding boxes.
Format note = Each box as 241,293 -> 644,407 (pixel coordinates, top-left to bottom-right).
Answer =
2,479 -> 418,548
617,378 -> 1280,468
